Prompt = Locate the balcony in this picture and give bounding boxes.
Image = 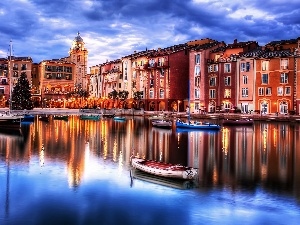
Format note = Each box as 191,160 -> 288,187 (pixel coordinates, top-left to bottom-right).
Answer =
148,62 -> 157,69
157,60 -> 169,68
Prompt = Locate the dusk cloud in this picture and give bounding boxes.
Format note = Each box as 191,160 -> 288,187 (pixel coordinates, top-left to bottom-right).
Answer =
0,0 -> 299,68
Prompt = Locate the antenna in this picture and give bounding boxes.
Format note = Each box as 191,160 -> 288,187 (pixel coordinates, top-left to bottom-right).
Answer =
9,40 -> 12,112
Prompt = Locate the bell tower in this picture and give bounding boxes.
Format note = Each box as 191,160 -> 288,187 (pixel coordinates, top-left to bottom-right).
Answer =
69,32 -> 88,90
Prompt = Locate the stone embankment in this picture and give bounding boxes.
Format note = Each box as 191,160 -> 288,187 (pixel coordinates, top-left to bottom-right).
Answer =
1,108 -> 300,122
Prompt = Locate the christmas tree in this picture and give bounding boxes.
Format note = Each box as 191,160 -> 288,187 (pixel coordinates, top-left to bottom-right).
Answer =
11,72 -> 34,110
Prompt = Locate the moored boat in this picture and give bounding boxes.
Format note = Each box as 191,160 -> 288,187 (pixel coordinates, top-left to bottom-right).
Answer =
80,114 -> 100,120
0,113 -> 23,130
131,156 -> 197,180
151,120 -> 172,128
39,114 -> 50,122
222,118 -> 254,126
53,115 -> 69,121
22,114 -> 35,122
113,116 -> 126,121
176,120 -> 221,130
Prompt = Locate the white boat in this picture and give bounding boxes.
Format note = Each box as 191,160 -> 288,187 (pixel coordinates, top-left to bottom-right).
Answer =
176,120 -> 221,130
131,157 -> 197,180
151,120 -> 172,128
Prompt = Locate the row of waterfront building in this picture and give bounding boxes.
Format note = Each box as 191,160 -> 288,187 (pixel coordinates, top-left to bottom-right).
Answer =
1,33 -> 300,115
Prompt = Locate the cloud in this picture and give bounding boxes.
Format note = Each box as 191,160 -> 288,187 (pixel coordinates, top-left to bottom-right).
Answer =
0,0 -> 299,68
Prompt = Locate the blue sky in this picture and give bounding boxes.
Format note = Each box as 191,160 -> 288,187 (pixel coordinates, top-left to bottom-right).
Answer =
1,0 -> 300,69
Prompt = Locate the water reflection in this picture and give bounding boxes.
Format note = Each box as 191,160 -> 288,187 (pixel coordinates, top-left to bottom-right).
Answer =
0,117 -> 300,203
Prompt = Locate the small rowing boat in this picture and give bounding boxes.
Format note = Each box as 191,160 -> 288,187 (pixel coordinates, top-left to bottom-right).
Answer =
131,156 -> 197,180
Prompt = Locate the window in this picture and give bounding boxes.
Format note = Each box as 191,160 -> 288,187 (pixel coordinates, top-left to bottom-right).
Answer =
132,71 -> 136,79
160,79 -> 164,88
209,89 -> 216,99
208,65 -> 213,72
281,59 -> 288,70
241,62 -> 246,72
195,89 -> 200,99
243,75 -> 248,84
246,62 -> 250,71
150,79 -> 154,88
195,54 -> 200,64
159,89 -> 164,98
277,86 -> 283,96
149,89 -> 154,98
195,77 -> 200,87
224,89 -> 231,98
285,86 -> 291,95
258,87 -> 264,96
195,66 -> 200,76
280,73 -> 288,84
242,88 -> 248,97
280,101 -> 288,114
262,73 -> 268,84
209,77 -> 216,86
160,68 -> 164,77
266,87 -> 272,96
21,64 -> 27,70
224,76 -> 231,86
213,64 -> 218,72
224,63 -> 231,73
0,87 -> 4,94
262,61 -> 269,71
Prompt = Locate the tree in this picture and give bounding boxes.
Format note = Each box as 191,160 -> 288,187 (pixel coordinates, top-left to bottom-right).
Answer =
118,90 -> 129,100
11,72 -> 34,110
133,91 -> 143,100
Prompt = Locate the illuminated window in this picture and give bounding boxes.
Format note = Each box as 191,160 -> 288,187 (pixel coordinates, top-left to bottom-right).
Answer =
224,89 -> 231,98
262,61 -> 269,71
281,59 -> 288,70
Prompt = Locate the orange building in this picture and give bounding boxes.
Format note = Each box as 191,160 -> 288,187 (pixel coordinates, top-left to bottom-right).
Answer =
254,38 -> 299,115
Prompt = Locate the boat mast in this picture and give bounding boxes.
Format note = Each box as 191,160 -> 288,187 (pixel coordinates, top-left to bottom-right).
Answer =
9,40 -> 13,112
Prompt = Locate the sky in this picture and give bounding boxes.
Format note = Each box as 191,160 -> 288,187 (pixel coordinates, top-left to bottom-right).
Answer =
1,0 -> 300,69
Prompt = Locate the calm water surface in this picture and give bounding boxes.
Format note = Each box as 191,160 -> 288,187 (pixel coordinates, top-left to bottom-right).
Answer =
0,115 -> 300,225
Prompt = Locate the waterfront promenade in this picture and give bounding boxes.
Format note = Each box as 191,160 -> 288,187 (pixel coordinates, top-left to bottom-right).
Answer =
1,107 -> 300,123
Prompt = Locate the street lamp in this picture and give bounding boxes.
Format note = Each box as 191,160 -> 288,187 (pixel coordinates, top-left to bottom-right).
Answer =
178,100 -> 181,113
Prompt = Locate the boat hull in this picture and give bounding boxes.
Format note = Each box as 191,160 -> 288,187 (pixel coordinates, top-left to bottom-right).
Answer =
152,120 -> 172,129
176,121 -> 220,130
131,157 -> 197,180
0,115 -> 22,129
222,119 -> 254,126
80,115 -> 100,120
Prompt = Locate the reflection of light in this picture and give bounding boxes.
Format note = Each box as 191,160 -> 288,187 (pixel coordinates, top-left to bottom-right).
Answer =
118,150 -> 123,172
263,128 -> 267,151
113,139 -> 117,162
40,145 -> 45,166
273,128 -> 277,148
177,133 -> 180,149
222,127 -> 229,155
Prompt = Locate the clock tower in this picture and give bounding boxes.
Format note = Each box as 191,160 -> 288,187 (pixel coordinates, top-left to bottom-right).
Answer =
68,32 -> 88,90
